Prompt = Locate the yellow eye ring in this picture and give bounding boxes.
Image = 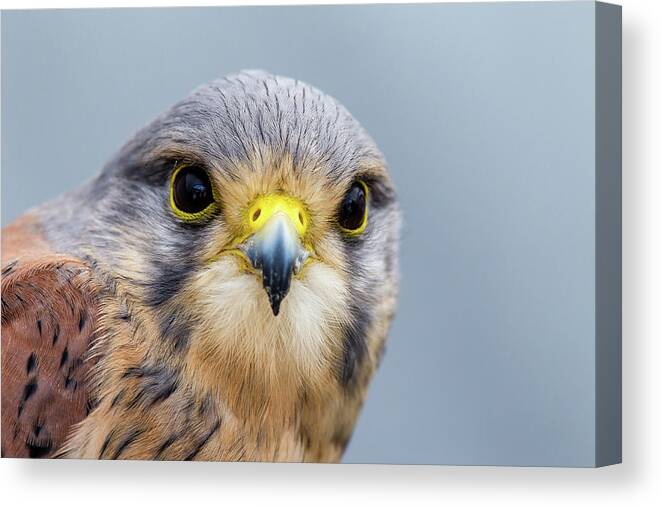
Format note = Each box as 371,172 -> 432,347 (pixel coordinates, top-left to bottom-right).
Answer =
169,163 -> 218,221
338,180 -> 368,236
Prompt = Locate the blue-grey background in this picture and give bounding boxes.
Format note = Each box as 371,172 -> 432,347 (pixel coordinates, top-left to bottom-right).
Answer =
1,2 -> 598,465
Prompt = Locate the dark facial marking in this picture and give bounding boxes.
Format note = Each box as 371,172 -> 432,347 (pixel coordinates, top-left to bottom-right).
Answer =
99,430 -> 115,459
160,312 -> 191,352
17,380 -> 38,417
78,312 -> 87,332
299,425 -> 313,450
1,259 -> 18,275
124,364 -> 179,409
361,175 -> 397,210
59,347 -> 69,368
111,389 -> 126,408
85,398 -> 96,416
117,303 -> 132,321
26,440 -> 52,459
22,381 -> 37,403
339,304 -> 369,387
331,429 -> 351,453
122,367 -> 145,378
110,427 -> 145,460
184,419 -> 221,461
64,365 -> 78,391
147,378 -> 178,407
154,434 -> 179,460
336,199 -> 388,388
91,174 -> 206,312
198,393 -> 213,417
26,352 -> 37,374
143,257 -> 198,309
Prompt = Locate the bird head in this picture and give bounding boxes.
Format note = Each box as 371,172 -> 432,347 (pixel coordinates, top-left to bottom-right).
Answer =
61,70 -> 399,397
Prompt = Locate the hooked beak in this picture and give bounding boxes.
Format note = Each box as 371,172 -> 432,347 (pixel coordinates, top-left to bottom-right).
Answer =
239,195 -> 310,316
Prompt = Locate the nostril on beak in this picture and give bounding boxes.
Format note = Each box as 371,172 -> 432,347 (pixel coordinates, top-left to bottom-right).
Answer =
252,208 -> 261,222
298,211 -> 304,226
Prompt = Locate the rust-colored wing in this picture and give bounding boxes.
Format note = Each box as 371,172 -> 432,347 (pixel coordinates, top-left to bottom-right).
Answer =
1,215 -> 99,458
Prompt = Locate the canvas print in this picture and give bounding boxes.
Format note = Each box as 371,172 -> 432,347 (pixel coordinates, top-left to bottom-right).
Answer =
1,1 -> 621,466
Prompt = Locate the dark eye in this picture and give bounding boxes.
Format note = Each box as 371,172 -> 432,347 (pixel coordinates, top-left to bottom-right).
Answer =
338,180 -> 368,233
170,165 -> 215,218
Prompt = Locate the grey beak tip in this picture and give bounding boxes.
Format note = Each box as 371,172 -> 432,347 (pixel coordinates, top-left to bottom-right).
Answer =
242,213 -> 308,318
267,289 -> 284,316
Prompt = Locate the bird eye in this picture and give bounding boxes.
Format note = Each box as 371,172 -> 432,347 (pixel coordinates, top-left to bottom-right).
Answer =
338,180 -> 368,234
170,164 -> 216,219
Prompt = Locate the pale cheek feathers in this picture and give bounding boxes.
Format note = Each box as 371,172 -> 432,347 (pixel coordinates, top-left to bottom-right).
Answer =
185,257 -> 352,380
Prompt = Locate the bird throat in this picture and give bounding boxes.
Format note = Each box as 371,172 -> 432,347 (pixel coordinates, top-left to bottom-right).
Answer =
59,277 -> 360,462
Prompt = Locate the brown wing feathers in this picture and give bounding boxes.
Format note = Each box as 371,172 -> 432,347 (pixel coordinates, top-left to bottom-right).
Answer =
1,215 -> 99,458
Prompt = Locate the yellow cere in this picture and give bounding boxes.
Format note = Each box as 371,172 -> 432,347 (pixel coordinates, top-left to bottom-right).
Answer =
247,193 -> 309,237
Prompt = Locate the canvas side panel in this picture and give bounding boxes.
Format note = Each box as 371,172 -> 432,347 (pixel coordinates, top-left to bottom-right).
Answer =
595,1 -> 622,467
